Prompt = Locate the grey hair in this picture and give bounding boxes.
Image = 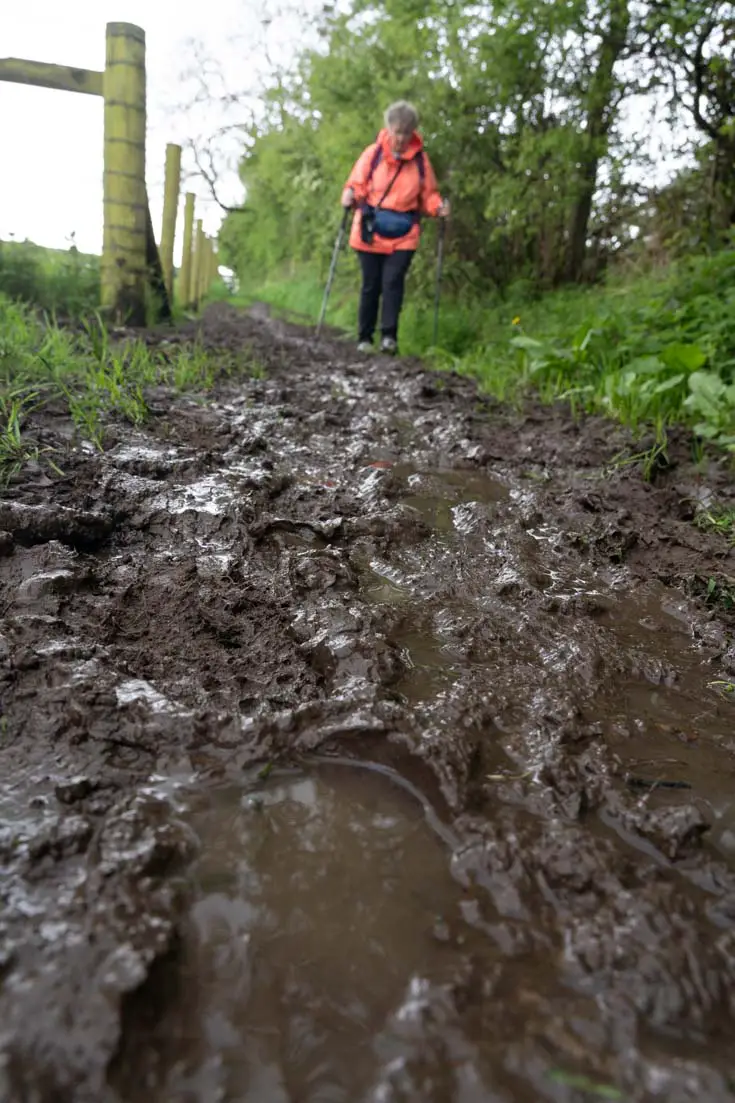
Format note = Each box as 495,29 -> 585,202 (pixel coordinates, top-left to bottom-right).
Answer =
384,100 -> 419,133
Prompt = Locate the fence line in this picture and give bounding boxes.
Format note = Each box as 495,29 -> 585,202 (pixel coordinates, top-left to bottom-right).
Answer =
0,22 -> 219,324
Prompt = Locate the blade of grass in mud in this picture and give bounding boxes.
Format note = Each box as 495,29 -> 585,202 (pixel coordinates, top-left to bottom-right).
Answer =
695,506 -> 735,543
548,1069 -> 624,1099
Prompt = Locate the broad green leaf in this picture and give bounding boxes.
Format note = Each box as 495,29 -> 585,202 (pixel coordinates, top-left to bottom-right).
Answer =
724,383 -> 735,407
528,358 -> 555,374
687,371 -> 725,400
660,343 -> 707,372
651,373 -> 686,395
624,355 -> 666,376
693,421 -> 721,439
510,335 -> 547,351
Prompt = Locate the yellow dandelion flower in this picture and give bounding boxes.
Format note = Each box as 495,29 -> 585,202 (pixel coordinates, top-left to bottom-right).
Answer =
512,315 -> 521,325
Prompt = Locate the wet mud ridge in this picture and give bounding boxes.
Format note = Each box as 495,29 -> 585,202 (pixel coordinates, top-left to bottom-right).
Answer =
2,301 -> 735,1101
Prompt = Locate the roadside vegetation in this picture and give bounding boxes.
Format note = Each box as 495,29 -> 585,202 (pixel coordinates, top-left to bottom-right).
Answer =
0,238 -> 99,317
236,245 -> 735,457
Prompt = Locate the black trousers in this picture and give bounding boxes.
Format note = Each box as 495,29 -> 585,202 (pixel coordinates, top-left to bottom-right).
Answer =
357,249 -> 414,343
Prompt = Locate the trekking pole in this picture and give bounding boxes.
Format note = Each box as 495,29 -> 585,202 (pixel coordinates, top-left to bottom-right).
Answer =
316,207 -> 350,339
432,215 -> 447,348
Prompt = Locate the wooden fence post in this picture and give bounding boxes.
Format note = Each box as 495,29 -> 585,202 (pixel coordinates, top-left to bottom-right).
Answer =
198,235 -> 208,304
180,193 -> 195,308
160,143 -> 182,302
192,219 -> 204,307
102,22 -> 147,324
203,237 -> 214,300
204,237 -> 214,299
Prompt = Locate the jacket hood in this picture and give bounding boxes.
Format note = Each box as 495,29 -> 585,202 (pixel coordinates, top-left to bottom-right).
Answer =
377,127 -> 424,162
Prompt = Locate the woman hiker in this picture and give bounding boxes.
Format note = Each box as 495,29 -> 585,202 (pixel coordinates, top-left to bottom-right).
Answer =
340,100 -> 450,355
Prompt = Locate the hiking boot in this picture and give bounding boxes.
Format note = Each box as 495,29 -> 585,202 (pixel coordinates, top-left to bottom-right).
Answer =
357,340 -> 373,353
380,336 -> 397,355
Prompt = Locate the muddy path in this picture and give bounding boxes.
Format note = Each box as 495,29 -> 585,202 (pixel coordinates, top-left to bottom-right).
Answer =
2,301 -> 735,1102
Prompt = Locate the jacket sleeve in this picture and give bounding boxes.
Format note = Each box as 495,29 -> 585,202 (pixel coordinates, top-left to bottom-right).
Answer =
344,144 -> 377,203
419,153 -> 443,216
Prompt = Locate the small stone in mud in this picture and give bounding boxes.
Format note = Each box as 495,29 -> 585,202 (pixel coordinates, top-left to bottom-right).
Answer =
55,776 -> 98,805
27,815 -> 93,863
432,917 -> 451,942
16,569 -> 77,603
619,801 -> 710,860
722,646 -> 735,676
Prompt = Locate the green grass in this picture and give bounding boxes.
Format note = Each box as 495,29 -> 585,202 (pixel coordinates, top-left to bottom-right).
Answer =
236,247 -> 735,457
695,505 -> 735,542
0,238 -> 100,317
0,237 -> 230,326
0,296 -> 265,483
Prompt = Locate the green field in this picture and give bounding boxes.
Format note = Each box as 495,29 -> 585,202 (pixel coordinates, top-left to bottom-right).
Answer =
0,238 -> 100,317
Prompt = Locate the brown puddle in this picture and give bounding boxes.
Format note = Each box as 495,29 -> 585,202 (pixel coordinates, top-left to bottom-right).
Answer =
593,583 -> 735,789
111,764 -> 494,1102
394,465 -> 509,533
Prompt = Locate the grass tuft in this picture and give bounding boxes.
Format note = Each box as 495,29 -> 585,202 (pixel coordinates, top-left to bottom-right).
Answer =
0,295 -> 265,482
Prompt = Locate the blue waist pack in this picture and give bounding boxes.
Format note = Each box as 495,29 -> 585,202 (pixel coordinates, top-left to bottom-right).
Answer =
372,207 -> 418,238
360,204 -> 418,243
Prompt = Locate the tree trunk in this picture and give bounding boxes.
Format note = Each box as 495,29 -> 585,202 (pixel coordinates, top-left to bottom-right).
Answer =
714,140 -> 735,231
565,0 -> 630,283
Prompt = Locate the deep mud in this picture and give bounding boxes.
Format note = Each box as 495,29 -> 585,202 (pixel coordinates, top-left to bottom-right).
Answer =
2,301 -> 735,1101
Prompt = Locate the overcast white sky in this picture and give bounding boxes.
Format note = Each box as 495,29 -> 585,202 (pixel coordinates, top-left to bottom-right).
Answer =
0,1 -> 315,262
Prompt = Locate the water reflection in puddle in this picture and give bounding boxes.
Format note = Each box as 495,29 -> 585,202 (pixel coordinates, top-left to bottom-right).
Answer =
396,466 -> 508,533
390,622 -> 464,703
118,766 -> 479,1102
594,582 -> 734,756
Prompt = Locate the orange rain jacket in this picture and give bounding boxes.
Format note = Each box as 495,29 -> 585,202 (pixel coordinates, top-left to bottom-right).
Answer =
344,128 -> 443,254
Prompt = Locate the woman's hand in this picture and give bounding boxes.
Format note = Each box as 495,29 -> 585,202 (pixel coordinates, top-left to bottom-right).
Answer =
341,187 -> 356,209
437,198 -> 451,218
